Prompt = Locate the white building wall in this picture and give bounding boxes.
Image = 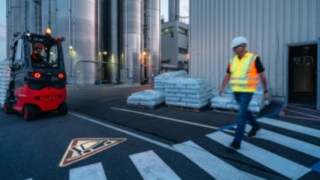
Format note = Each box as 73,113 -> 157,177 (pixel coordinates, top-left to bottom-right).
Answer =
161,21 -> 189,68
189,0 -> 320,97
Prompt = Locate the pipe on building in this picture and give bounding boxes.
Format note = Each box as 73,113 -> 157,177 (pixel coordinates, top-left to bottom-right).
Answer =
169,0 -> 180,22
71,59 -> 99,84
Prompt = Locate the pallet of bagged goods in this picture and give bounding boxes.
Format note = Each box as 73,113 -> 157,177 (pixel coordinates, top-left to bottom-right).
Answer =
154,70 -> 187,92
0,60 -> 10,106
165,78 -> 213,111
127,90 -> 165,109
210,83 -> 271,113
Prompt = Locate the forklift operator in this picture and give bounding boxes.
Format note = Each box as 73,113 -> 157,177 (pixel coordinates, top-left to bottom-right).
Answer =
31,43 -> 48,67
32,44 -> 46,61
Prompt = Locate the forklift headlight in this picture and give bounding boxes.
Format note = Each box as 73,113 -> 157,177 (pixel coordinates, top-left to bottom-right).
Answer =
58,73 -> 65,79
45,27 -> 52,36
32,72 -> 42,79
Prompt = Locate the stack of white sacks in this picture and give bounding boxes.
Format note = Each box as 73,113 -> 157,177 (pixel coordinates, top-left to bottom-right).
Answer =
0,60 -> 10,106
165,78 -> 213,109
154,71 -> 187,92
127,70 -> 214,109
210,82 -> 270,113
127,90 -> 165,107
127,71 -> 187,108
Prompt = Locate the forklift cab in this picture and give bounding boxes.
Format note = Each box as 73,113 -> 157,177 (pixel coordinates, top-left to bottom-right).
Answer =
4,29 -> 68,120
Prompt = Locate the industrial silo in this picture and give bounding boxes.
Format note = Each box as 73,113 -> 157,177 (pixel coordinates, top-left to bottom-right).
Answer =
6,0 -> 41,58
51,0 -> 99,85
122,0 -> 142,84
144,0 -> 161,83
41,0 -> 58,36
6,0 -> 18,56
101,0 -> 120,84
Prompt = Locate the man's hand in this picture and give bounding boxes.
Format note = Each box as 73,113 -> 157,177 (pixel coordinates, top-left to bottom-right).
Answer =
259,72 -> 269,100
219,74 -> 231,96
264,92 -> 269,100
219,89 -> 224,96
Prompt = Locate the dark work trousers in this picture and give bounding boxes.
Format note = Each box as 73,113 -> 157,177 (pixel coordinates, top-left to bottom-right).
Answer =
233,92 -> 261,143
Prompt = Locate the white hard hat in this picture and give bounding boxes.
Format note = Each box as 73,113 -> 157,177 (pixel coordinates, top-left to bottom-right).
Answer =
231,36 -> 248,49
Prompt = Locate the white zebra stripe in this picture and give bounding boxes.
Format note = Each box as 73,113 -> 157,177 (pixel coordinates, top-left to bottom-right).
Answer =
174,141 -> 264,180
207,131 -> 311,180
245,125 -> 320,158
69,162 -> 107,180
130,150 -> 181,180
259,117 -> 320,138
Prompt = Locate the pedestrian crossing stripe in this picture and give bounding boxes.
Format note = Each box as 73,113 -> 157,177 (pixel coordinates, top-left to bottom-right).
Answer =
207,131 -> 311,179
174,141 -> 263,180
258,117 -> 320,138
244,125 -> 320,158
59,138 -> 127,167
130,150 -> 181,180
69,162 -> 107,180
311,161 -> 320,173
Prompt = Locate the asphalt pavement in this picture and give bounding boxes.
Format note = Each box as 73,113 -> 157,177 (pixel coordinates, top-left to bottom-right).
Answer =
0,84 -> 319,180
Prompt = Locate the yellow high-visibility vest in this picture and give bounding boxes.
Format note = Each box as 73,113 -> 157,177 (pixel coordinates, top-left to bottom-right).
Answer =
229,51 -> 259,92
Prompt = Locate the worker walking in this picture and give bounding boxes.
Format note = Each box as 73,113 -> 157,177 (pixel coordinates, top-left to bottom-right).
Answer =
219,36 -> 269,150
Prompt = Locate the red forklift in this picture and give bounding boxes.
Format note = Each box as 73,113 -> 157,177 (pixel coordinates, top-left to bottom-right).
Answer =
3,28 -> 68,121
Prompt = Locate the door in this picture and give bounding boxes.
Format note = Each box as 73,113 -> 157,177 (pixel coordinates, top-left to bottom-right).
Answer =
12,39 -> 25,90
288,44 -> 317,107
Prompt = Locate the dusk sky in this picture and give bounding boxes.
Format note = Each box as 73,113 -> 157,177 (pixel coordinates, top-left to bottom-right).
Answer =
0,1 -> 6,60
0,0 -> 189,60
161,0 -> 189,22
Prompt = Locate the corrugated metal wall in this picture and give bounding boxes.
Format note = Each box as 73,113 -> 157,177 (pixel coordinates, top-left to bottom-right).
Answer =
6,0 -> 42,58
189,0 -> 320,97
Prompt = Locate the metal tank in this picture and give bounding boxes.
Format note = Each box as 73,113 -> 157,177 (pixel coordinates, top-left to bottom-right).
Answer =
6,0 -> 23,57
144,0 -> 161,83
54,0 -> 99,85
169,0 -> 180,22
122,0 -> 142,84
42,0 -> 58,35
6,0 -> 42,58
26,0 -> 42,34
102,0 -> 119,84
33,0 -> 42,34
53,0 -> 71,83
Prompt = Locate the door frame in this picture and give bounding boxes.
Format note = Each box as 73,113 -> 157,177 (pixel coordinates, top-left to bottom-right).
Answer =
285,41 -> 318,110
317,38 -> 320,111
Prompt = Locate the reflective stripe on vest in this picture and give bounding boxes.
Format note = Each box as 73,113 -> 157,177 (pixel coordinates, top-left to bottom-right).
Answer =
229,52 -> 259,92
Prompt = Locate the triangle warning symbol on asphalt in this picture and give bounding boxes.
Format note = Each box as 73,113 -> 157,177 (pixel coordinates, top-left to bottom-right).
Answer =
59,138 -> 127,167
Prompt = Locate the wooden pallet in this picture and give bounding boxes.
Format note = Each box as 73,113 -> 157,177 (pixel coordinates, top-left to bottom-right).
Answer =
212,107 -> 260,115
128,103 -> 164,110
212,108 -> 237,114
167,105 -> 206,112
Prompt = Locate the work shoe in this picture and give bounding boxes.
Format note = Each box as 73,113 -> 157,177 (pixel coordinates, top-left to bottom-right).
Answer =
230,140 -> 241,150
248,126 -> 261,137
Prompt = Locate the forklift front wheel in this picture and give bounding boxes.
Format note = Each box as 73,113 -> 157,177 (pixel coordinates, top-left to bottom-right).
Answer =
58,102 -> 68,115
3,102 -> 13,114
23,105 -> 37,121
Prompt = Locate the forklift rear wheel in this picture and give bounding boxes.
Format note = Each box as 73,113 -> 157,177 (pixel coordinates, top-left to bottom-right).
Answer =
3,102 -> 13,114
58,102 -> 68,115
24,105 -> 37,121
